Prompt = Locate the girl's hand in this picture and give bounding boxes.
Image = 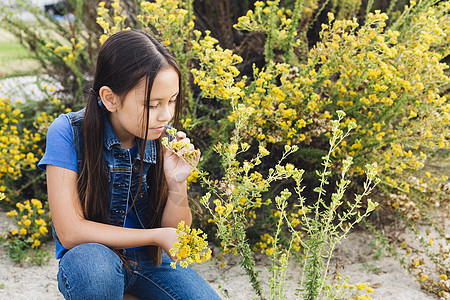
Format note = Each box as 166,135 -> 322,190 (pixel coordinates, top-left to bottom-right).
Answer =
156,227 -> 179,261
163,131 -> 200,184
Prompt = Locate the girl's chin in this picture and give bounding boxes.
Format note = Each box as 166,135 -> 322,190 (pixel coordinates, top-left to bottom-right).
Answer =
144,131 -> 163,141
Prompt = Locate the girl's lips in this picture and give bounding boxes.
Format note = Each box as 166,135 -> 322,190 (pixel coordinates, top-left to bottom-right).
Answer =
152,126 -> 165,132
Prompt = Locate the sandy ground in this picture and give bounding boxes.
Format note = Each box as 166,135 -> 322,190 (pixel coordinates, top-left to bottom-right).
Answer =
0,211 -> 444,300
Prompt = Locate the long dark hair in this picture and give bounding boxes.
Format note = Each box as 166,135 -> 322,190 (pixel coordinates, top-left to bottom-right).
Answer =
78,30 -> 182,265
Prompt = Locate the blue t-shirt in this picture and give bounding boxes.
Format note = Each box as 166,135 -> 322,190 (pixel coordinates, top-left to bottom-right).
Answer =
38,115 -> 146,259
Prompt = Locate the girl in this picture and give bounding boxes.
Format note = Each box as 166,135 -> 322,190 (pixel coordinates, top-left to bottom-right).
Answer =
38,30 -> 221,299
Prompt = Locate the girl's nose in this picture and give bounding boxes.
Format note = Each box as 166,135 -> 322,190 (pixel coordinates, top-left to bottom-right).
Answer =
158,105 -> 173,122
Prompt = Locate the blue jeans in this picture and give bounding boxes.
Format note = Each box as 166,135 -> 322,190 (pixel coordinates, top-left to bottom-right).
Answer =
57,243 -> 221,300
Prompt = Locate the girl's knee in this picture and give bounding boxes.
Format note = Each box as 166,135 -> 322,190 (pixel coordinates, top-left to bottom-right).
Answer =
61,243 -> 122,273
58,243 -> 124,299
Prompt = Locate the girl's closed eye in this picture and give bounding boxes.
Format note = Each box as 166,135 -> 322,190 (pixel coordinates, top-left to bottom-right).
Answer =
148,100 -> 161,109
148,100 -> 176,109
148,94 -> 178,109
168,93 -> 179,104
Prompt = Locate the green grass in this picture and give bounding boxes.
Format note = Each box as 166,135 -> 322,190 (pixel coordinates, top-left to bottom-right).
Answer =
0,40 -> 28,58
0,28 -> 40,78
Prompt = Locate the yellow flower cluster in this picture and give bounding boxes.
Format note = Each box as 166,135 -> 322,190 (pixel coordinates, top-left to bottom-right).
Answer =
254,233 -> 275,255
201,138 -> 303,260
169,221 -> 211,268
235,0 -> 294,35
97,0 -> 130,44
0,85 -> 64,205
0,95 -> 40,192
186,170 -> 199,186
45,38 -> 85,63
242,62 -> 318,145
252,207 -> 305,254
139,0 -> 194,50
327,274 -> 375,299
161,127 -> 200,165
7,198 -> 51,249
311,8 -> 449,190
234,0 -> 318,61
191,3 -> 450,216
190,31 -> 244,103
213,199 -> 234,217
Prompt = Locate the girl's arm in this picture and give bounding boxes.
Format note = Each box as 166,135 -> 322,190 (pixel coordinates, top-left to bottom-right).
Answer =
46,165 -> 178,251
161,179 -> 192,228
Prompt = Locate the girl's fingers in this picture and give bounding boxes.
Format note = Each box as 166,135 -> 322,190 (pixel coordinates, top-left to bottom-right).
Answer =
176,131 -> 186,140
168,131 -> 200,164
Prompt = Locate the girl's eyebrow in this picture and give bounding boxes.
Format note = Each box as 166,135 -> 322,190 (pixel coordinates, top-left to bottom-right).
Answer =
150,92 -> 179,101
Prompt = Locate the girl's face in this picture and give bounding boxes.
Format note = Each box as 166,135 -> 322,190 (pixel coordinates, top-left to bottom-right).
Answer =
109,67 -> 179,148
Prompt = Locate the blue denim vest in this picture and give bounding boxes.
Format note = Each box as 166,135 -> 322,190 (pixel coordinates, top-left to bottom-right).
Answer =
52,108 -> 158,247
69,107 -> 158,226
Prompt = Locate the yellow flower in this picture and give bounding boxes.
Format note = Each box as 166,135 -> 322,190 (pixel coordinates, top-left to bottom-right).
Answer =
230,144 -> 239,154
31,198 -> 42,208
19,228 -> 27,235
35,218 -> 46,226
39,226 -> 48,234
31,239 -> 41,248
99,34 -> 108,44
258,146 -> 270,156
215,205 -> 225,215
169,221 -> 211,269
356,283 -> 366,290
6,210 -> 18,217
285,163 -> 295,172
366,286 -> 374,293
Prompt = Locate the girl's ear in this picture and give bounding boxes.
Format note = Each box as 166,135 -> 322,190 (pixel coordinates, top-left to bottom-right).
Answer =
99,86 -> 119,112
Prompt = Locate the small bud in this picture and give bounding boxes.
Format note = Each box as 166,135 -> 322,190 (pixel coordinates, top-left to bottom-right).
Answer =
348,121 -> 357,130
336,110 -> 346,118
